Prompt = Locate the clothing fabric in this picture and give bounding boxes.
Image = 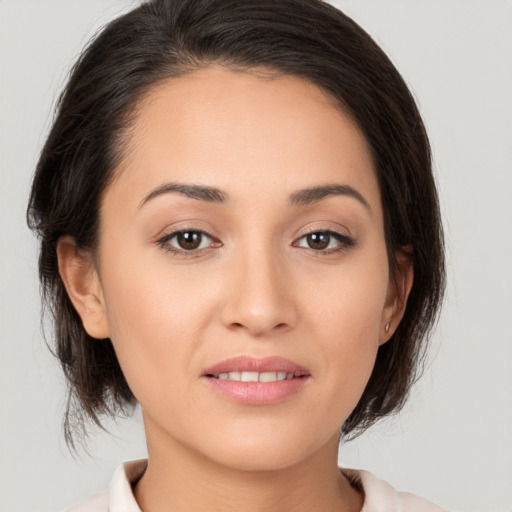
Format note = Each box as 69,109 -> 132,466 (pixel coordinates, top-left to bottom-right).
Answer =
67,459 -> 447,512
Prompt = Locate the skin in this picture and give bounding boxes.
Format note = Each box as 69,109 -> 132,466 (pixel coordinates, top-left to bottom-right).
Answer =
58,66 -> 413,512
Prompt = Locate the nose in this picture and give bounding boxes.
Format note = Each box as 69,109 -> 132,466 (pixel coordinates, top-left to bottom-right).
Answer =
220,245 -> 297,337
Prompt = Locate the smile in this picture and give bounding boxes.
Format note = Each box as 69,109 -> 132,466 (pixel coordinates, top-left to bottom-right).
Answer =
203,356 -> 311,405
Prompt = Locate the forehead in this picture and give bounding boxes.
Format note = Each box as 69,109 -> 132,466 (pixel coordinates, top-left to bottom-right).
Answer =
107,65 -> 380,214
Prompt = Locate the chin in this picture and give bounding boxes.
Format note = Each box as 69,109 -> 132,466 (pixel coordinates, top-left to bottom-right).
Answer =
214,449 -> 308,473
198,427 -> 329,473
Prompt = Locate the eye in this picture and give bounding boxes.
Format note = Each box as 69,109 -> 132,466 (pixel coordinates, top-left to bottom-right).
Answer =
157,229 -> 219,253
294,230 -> 355,252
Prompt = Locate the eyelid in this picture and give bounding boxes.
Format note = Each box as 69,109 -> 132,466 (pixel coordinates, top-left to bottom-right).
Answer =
292,226 -> 356,254
294,221 -> 351,241
155,226 -> 221,256
152,218 -> 218,245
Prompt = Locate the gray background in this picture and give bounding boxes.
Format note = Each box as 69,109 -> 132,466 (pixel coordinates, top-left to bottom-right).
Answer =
1,1 -> 511,511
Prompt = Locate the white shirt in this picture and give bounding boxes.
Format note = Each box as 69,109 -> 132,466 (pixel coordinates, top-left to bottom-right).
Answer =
67,459 -> 447,512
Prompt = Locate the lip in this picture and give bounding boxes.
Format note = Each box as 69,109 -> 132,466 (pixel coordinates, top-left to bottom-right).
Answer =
202,356 -> 311,405
203,355 -> 310,377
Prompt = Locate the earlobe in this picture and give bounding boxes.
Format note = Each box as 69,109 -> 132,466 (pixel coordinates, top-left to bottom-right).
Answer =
380,247 -> 414,345
57,236 -> 110,339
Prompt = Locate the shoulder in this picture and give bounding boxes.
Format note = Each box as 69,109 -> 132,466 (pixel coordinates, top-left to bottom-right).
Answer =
342,468 -> 448,512
66,490 -> 108,512
66,460 -> 146,512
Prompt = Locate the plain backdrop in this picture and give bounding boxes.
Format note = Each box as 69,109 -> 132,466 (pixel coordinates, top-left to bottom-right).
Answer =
1,1 -> 511,511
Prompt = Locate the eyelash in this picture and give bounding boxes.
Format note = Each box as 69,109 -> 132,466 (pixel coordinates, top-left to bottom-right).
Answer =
156,228 -> 220,257
292,230 -> 356,255
156,228 -> 355,257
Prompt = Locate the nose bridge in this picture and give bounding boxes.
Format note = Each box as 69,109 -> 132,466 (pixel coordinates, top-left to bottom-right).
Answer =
221,236 -> 296,336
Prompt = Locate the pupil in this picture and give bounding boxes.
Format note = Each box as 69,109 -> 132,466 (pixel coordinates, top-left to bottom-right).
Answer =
177,231 -> 201,250
307,232 -> 329,250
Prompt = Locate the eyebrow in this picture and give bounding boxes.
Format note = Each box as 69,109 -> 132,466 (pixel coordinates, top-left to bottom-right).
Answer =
289,184 -> 371,211
139,181 -> 370,211
139,182 -> 228,209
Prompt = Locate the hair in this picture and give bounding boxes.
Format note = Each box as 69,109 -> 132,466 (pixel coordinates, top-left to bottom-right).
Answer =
27,0 -> 445,446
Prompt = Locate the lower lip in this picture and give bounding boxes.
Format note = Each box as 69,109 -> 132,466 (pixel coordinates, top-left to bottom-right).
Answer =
203,376 -> 309,405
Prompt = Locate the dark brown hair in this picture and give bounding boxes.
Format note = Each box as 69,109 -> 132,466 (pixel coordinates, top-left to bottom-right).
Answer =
27,0 -> 445,446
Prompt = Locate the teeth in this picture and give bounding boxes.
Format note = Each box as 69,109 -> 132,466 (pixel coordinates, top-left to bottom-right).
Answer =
241,371 -> 259,382
214,371 -> 298,382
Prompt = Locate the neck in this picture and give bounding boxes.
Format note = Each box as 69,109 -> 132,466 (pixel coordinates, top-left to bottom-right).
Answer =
134,419 -> 362,512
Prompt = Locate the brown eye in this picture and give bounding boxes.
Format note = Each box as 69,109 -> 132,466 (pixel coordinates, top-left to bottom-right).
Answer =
306,232 -> 331,250
175,231 -> 203,250
294,230 -> 355,253
158,230 -> 215,253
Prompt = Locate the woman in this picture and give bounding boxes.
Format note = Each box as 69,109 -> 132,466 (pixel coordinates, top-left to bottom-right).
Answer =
27,0 -> 446,510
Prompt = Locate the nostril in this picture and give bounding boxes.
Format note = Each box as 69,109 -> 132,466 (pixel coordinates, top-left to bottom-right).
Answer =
221,291 -> 297,336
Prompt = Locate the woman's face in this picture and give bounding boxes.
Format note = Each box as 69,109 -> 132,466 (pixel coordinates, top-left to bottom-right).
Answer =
84,66 -> 402,470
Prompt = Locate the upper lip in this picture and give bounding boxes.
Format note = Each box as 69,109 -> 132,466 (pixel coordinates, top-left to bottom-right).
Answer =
203,356 -> 310,377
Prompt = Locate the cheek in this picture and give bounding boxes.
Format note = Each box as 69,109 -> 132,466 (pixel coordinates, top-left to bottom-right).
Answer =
307,249 -> 390,344
98,248 -> 219,402
302,251 -> 389,409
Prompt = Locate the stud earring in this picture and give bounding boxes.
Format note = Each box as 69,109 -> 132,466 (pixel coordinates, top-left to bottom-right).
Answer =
385,322 -> 390,333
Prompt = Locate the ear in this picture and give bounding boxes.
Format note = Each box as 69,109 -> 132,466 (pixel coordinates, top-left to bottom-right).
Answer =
57,236 -> 110,339
380,247 -> 414,345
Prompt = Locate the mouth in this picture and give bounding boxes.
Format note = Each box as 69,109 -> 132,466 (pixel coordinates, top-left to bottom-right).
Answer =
208,371 -> 304,382
203,355 -> 310,380
202,356 -> 311,405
